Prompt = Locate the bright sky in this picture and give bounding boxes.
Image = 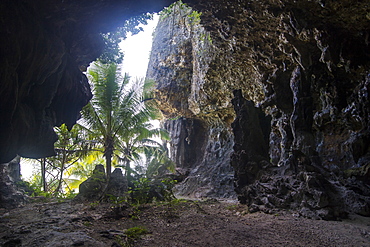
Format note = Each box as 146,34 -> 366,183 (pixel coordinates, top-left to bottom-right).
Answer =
120,14 -> 159,79
21,15 -> 159,180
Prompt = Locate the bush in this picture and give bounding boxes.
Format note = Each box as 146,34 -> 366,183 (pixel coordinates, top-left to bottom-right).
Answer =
125,226 -> 148,240
129,177 -> 176,205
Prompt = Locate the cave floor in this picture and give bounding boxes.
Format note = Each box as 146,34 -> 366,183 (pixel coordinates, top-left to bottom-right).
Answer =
0,198 -> 369,246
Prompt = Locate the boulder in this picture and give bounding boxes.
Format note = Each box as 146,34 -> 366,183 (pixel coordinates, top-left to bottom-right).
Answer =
106,168 -> 128,199
75,165 -> 128,202
74,165 -> 106,202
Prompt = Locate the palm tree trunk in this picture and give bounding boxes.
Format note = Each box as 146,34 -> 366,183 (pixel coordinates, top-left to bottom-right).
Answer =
105,151 -> 112,180
124,156 -> 132,187
105,138 -> 114,180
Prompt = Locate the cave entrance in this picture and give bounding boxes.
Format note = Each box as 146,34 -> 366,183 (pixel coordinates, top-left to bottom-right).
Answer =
20,15 -> 160,179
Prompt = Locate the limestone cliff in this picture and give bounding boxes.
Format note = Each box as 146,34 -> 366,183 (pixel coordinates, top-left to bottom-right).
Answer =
147,0 -> 370,218
147,3 -> 236,198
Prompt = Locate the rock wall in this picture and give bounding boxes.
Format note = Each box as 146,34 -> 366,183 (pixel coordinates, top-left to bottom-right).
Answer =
147,0 -> 370,218
0,157 -> 26,208
147,3 -> 237,198
165,118 -> 235,198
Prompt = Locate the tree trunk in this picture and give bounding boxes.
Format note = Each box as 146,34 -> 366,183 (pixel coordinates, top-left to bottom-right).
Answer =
125,157 -> 131,185
105,137 -> 114,180
54,151 -> 66,196
40,158 -> 47,192
105,151 -> 112,180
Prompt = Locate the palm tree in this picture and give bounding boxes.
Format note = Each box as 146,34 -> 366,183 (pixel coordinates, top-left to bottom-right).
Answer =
116,119 -> 170,184
143,140 -> 175,179
114,79 -> 170,183
79,61 -> 168,180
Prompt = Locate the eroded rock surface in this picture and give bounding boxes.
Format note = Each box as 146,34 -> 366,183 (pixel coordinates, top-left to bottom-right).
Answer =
147,2 -> 237,199
0,157 -> 26,208
147,0 -> 370,218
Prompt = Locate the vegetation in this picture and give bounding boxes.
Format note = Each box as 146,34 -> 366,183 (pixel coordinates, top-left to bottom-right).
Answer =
114,226 -> 148,246
160,0 -> 202,25
129,177 -> 176,205
23,62 -> 175,202
187,9 -> 202,25
99,13 -> 153,64
24,124 -> 93,198
125,226 -> 148,240
79,61 -> 127,179
80,61 -> 169,181
159,0 -> 212,46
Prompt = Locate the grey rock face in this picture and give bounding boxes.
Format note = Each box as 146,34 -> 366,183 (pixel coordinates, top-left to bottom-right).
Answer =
0,156 -> 27,208
147,3 -> 237,199
165,118 -> 235,198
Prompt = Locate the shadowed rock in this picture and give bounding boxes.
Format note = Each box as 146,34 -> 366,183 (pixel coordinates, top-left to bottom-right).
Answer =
75,165 -> 107,202
75,165 -> 128,202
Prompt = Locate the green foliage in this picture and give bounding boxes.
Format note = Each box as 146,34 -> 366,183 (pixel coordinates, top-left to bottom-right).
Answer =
168,198 -> 190,205
23,123 -> 94,197
27,177 -> 78,199
114,236 -> 129,247
80,62 -> 169,180
25,63 -> 175,200
167,116 -> 182,121
89,201 -> 100,210
225,204 -> 238,211
80,61 -> 130,176
129,177 -> 151,205
129,177 -> 176,205
188,10 -> 202,25
83,221 -> 93,227
99,13 -> 153,64
15,180 -> 34,196
143,142 -> 175,179
125,226 -> 148,240
29,184 -> 53,198
23,18 -> 177,200
199,33 -> 212,44
159,0 -> 202,26
107,194 -> 127,205
114,226 -> 148,247
159,0 -> 188,19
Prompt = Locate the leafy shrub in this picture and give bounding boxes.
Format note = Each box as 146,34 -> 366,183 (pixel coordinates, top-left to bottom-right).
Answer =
125,226 -> 148,240
129,177 -> 176,205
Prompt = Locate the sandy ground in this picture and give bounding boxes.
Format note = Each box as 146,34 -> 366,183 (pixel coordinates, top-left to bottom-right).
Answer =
0,198 -> 369,246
